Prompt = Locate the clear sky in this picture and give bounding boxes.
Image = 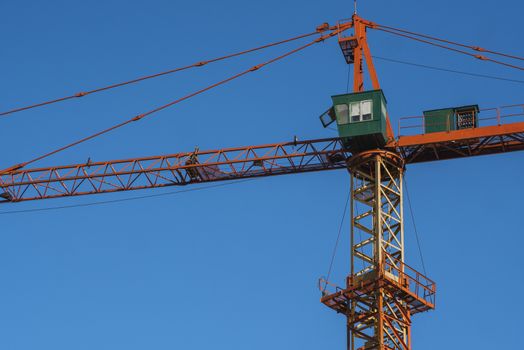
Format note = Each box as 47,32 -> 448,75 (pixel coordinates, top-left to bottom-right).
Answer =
0,1 -> 523,349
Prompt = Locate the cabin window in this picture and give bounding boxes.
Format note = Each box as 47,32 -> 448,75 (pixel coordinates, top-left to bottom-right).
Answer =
335,104 -> 349,125
361,100 -> 372,121
350,100 -> 373,123
350,102 -> 360,122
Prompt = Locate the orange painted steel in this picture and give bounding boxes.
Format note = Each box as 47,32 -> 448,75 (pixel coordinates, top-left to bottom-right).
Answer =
1,26 -> 350,175
395,121 -> 524,147
338,16 -> 395,141
2,118 -> 524,202
319,149 -> 432,350
321,233 -> 435,348
374,27 -> 524,71
391,104 -> 524,163
320,254 -> 436,317
392,126 -> 524,163
0,138 -> 349,203
374,23 -> 524,62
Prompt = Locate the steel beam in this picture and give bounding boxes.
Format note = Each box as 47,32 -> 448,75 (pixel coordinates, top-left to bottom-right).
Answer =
321,150 -> 435,350
0,138 -> 350,202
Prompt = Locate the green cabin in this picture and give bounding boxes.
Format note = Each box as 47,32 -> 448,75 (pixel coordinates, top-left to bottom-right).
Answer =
327,89 -> 388,152
423,105 -> 479,134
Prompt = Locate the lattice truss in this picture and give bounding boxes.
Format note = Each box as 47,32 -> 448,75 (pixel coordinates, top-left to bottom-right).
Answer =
0,138 -> 349,202
348,151 -> 410,350
398,131 -> 524,164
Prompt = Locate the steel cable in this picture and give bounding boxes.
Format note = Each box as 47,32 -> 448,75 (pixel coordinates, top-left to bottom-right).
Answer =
0,29 -> 343,174
323,190 -> 351,292
404,176 -> 427,276
0,179 -> 256,215
375,27 -> 524,71
0,30 -> 323,118
375,23 -> 524,61
373,55 -> 524,84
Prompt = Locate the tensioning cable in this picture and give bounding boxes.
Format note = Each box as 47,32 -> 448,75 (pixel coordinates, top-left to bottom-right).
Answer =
0,26 -> 346,174
0,27 -> 328,118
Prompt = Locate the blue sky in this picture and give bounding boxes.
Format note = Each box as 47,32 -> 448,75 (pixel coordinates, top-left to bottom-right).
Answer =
0,1 -> 523,349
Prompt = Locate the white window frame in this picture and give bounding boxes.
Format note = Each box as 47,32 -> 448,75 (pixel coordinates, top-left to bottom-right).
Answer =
349,100 -> 373,123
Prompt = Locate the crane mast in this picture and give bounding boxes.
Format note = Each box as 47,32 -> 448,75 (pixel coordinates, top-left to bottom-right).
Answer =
321,150 -> 435,350
317,16 -> 434,350
318,15 -> 523,348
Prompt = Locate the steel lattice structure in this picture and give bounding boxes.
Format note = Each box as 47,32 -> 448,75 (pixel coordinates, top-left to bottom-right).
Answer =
0,138 -> 349,203
320,151 -> 435,350
395,121 -> 524,163
4,119 -> 524,204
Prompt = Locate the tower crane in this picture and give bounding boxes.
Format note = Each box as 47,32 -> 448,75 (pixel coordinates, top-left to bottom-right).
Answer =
1,13 -> 523,350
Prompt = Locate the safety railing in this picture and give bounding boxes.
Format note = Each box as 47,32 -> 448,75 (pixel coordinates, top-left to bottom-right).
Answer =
383,254 -> 436,308
337,18 -> 353,41
318,277 -> 344,297
319,256 -> 436,307
397,103 -> 524,137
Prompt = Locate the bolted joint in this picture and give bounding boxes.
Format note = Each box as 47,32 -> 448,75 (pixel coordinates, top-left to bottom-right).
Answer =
316,22 -> 330,32
366,21 -> 378,29
0,191 -> 12,201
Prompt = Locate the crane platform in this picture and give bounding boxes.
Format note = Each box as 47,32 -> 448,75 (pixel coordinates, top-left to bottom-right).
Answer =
392,104 -> 524,163
320,256 -> 435,316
